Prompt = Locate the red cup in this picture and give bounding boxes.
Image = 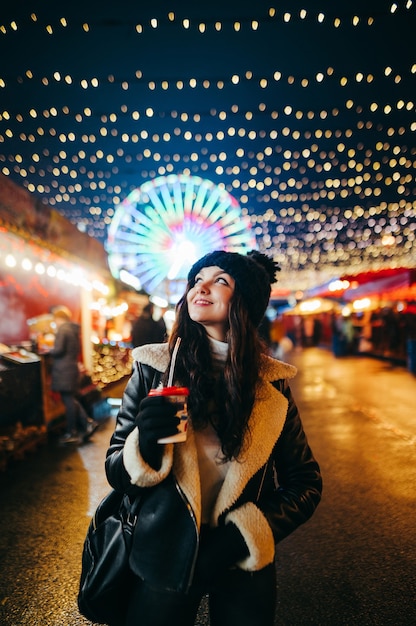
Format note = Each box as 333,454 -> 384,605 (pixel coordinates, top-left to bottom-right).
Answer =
148,386 -> 189,443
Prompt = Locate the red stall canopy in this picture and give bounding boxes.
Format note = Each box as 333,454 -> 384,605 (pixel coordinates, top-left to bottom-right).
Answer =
304,268 -> 416,302
342,268 -> 416,301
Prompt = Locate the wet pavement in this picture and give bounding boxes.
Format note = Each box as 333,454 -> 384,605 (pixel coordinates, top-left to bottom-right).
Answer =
0,347 -> 415,625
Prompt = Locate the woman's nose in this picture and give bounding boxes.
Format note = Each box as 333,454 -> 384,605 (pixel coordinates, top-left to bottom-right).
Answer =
197,280 -> 209,293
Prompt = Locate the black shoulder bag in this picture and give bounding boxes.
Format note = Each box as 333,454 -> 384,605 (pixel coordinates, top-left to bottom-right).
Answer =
78,489 -> 141,626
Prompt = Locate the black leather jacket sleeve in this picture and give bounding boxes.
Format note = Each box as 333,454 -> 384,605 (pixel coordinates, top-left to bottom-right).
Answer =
258,379 -> 322,543
105,361 -> 162,497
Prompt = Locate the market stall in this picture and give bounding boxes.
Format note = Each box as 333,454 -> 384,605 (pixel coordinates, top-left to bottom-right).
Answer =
299,268 -> 416,365
0,176 -> 117,466
0,348 -> 44,470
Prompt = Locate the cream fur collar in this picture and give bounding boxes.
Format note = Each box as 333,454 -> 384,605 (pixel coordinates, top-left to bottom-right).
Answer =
132,342 -> 297,383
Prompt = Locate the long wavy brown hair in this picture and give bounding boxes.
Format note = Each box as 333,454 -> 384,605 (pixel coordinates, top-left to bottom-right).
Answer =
163,281 -> 267,461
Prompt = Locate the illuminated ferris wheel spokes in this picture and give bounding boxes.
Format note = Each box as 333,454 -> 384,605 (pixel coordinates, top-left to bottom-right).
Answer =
106,174 -> 256,295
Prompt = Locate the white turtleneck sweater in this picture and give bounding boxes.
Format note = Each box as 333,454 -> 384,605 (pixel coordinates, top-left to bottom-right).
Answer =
194,337 -> 231,524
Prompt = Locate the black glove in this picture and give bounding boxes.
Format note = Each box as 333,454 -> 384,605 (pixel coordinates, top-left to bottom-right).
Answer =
134,395 -> 179,468
193,523 -> 249,589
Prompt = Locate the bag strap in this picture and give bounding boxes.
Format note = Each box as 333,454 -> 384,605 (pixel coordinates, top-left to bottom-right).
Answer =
255,462 -> 268,503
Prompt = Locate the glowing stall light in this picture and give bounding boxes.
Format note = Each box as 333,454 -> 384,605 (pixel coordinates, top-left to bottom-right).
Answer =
0,231 -> 108,295
352,298 -> 372,311
22,257 -> 33,271
328,279 -> 350,292
57,268 -> 66,281
92,280 -> 109,295
90,299 -> 128,318
164,309 -> 176,325
106,174 -> 256,294
150,295 -> 168,308
299,299 -> 323,313
5,254 -> 16,267
112,302 -> 129,317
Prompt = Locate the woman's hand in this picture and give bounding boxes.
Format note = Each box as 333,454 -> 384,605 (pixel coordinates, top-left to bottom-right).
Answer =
193,523 -> 249,589
135,396 -> 179,468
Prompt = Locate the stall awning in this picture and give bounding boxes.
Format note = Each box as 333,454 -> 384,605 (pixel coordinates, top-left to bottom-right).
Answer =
304,268 -> 416,302
342,268 -> 416,301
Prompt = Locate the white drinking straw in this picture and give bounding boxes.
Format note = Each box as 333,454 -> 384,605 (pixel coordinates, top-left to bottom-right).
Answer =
167,337 -> 181,387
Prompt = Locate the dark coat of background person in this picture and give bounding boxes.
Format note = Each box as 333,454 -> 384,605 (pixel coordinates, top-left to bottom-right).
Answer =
49,317 -> 81,392
48,306 -> 95,443
131,303 -> 166,348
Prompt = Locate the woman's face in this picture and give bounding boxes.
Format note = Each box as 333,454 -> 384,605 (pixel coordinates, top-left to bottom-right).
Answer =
187,265 -> 235,341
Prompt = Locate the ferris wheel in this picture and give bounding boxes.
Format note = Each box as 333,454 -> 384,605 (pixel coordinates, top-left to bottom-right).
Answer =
106,174 -> 256,297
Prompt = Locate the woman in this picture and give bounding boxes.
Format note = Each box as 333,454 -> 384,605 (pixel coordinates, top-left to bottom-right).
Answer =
105,250 -> 322,626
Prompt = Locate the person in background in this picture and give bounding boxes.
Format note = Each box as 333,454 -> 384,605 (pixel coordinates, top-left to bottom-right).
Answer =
302,316 -> 315,347
341,315 -> 356,354
49,306 -> 97,445
131,302 -> 167,348
105,249 -> 322,626
270,311 -> 285,356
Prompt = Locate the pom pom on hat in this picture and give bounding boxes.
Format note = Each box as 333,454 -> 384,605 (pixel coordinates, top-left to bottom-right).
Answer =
188,250 -> 280,327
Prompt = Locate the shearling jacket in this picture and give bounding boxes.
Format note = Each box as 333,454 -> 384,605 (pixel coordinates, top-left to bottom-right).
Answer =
105,343 -> 322,593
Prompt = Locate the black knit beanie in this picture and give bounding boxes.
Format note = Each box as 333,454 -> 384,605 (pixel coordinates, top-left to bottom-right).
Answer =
187,250 -> 281,327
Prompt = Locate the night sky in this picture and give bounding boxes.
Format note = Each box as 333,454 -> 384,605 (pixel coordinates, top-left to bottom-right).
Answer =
1,0 -> 415,290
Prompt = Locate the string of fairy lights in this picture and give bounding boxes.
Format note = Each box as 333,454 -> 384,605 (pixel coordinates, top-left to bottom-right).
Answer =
1,63 -> 414,89
0,3 -> 413,35
0,1 -> 415,290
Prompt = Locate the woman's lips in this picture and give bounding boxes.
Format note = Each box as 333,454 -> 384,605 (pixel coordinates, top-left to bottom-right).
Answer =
193,298 -> 212,305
